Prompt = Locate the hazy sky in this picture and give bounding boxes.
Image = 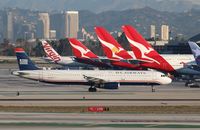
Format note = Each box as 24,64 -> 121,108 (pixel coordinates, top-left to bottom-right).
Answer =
0,0 -> 199,13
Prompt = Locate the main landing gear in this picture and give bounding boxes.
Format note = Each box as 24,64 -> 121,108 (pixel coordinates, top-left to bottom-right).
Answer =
151,85 -> 155,92
185,80 -> 192,87
88,86 -> 97,92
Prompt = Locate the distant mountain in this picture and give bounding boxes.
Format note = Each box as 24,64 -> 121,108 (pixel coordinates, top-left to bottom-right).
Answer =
79,7 -> 200,39
0,0 -> 199,13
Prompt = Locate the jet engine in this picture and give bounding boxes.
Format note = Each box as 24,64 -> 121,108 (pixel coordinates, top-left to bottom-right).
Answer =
97,82 -> 120,89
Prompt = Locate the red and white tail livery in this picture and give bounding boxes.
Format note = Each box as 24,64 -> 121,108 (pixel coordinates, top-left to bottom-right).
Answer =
41,40 -> 62,63
122,25 -> 174,72
95,26 -> 142,70
95,26 -> 133,60
68,38 -> 98,59
68,38 -> 113,68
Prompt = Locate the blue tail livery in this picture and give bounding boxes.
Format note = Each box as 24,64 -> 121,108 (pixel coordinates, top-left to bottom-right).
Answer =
15,48 -> 39,70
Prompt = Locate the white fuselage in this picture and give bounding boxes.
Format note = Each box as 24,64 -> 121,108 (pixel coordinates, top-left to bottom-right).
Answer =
13,70 -> 171,85
45,54 -> 195,70
161,54 -> 195,70
128,51 -> 194,70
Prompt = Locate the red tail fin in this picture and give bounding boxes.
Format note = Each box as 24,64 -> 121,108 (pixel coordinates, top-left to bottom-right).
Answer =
68,38 -> 98,58
122,25 -> 174,72
95,26 -> 133,60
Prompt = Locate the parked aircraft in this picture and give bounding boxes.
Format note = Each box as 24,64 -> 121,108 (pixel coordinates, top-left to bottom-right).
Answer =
12,48 -> 172,92
122,25 -> 198,75
68,38 -> 112,68
184,41 -> 200,86
95,26 -> 141,69
188,41 -> 200,66
41,40 -> 92,68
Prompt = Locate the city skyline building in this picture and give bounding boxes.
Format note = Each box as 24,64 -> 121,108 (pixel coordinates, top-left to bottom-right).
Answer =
39,13 -> 50,39
161,25 -> 169,41
65,11 -> 79,38
7,12 -> 13,41
50,30 -> 56,39
150,25 -> 156,39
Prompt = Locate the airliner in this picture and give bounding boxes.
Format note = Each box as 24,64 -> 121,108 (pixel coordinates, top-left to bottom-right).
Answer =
42,40 -> 133,69
188,41 -> 200,66
68,38 -> 112,68
12,48 -> 172,92
185,41 -> 200,86
121,25 -> 199,75
95,26 -> 141,70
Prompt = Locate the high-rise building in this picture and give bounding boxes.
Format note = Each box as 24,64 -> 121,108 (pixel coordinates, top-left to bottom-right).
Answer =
150,25 -> 156,39
65,11 -> 79,38
39,13 -> 50,39
161,25 -> 169,41
7,12 -> 13,41
49,30 -> 56,39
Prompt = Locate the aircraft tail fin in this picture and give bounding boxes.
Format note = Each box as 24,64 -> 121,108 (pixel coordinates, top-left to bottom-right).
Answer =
95,26 -> 133,60
15,48 -> 39,70
68,38 -> 98,58
41,40 -> 62,63
122,25 -> 174,72
188,41 -> 200,65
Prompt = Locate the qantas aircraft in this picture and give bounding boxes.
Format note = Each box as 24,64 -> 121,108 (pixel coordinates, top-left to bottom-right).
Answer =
122,25 -> 199,76
95,26 -> 141,70
68,38 -> 112,68
12,48 -> 172,92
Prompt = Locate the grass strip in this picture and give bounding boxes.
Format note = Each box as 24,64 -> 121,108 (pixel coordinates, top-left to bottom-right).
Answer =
0,105 -> 200,114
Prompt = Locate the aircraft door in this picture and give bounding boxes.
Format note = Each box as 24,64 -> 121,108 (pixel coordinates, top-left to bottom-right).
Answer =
152,71 -> 157,81
39,70 -> 43,81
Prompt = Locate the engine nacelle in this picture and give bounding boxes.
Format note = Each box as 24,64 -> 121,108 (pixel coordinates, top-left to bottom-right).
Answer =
97,82 -> 120,89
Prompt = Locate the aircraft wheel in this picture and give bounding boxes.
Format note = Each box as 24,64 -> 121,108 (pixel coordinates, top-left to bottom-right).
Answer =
88,87 -> 97,92
185,81 -> 192,87
185,82 -> 189,87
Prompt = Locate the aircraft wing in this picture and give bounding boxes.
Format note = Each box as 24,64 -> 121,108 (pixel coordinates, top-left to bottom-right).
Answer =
83,75 -> 106,84
127,59 -> 154,64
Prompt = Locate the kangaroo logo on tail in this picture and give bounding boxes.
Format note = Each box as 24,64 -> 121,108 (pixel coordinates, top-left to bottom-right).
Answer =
126,36 -> 160,65
97,36 -> 124,59
69,41 -> 91,58
41,41 -> 61,62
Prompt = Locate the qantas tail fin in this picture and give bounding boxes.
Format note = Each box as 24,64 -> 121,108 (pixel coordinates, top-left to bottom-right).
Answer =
41,40 -> 62,63
94,26 -> 133,60
68,38 -> 98,58
188,41 -> 200,66
122,25 -> 174,72
15,48 -> 39,70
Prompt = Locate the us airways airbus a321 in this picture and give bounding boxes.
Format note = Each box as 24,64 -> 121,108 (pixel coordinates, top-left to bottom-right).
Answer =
12,48 -> 172,92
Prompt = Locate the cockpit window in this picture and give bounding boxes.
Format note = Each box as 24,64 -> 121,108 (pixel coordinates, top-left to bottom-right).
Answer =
161,75 -> 167,77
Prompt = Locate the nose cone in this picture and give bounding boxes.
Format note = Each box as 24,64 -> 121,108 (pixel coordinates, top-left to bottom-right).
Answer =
163,77 -> 172,85
11,71 -> 20,76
